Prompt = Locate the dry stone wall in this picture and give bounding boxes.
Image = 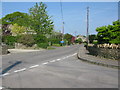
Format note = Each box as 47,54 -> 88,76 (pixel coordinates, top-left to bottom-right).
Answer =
87,46 -> 120,60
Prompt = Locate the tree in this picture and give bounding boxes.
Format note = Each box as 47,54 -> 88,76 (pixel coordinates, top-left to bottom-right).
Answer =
29,2 -> 54,35
89,34 -> 97,43
18,34 -> 35,47
64,33 -> 73,45
11,23 -> 26,36
96,20 -> 120,44
96,26 -> 109,44
109,20 -> 120,44
2,12 -> 30,27
47,31 -> 62,45
75,38 -> 83,43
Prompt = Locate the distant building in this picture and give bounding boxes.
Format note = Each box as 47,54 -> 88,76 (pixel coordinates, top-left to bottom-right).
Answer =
71,36 -> 76,43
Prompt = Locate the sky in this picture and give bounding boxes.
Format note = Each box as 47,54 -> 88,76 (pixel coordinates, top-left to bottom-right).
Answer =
1,2 -> 118,36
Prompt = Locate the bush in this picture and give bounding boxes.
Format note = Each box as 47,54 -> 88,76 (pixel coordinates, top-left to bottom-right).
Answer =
92,40 -> 98,44
37,43 -> 49,49
18,34 -> 35,47
2,35 -> 17,48
75,38 -> 83,44
48,38 -> 61,45
34,34 -> 48,43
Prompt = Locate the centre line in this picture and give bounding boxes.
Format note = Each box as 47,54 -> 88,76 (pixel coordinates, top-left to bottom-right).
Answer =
50,60 -> 56,62
29,65 -> 39,69
56,59 -> 61,61
42,62 -> 48,65
14,68 -> 26,73
1,73 -> 10,77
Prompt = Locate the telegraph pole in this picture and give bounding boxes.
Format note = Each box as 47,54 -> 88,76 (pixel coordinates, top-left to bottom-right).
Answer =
60,0 -> 64,45
86,6 -> 89,44
62,21 -> 64,40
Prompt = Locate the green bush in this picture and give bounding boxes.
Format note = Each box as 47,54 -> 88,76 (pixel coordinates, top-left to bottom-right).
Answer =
18,34 -> 35,47
92,40 -> 98,44
2,35 -> 17,48
48,38 -> 61,45
37,43 -> 49,49
34,34 -> 48,43
75,38 -> 83,44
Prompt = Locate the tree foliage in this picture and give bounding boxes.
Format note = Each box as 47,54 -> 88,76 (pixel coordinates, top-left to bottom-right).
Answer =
18,34 -> 35,47
2,35 -> 17,48
11,23 -> 27,36
75,38 -> 83,43
29,2 -> 54,35
2,12 -> 30,27
96,20 -> 120,44
89,34 -> 97,43
64,33 -> 73,45
1,2 -> 54,49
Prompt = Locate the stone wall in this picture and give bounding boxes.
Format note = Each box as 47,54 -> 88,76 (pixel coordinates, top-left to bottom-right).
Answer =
0,44 -> 8,55
87,46 -> 120,60
15,43 -> 37,49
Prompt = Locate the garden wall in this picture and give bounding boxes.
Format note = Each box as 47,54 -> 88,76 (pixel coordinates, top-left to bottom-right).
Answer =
15,43 -> 37,49
87,46 -> 120,60
0,44 -> 8,55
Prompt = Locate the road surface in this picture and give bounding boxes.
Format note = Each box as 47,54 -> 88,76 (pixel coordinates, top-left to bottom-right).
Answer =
1,44 -> 118,88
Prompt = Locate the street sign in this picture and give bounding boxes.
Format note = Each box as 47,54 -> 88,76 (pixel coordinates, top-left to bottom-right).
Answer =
60,41 -> 64,43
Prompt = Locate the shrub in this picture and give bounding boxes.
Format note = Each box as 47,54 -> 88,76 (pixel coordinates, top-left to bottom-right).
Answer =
34,34 -> 48,43
48,38 -> 61,45
2,35 -> 17,48
92,40 -> 98,44
75,38 -> 83,44
37,43 -> 49,49
18,34 -> 35,47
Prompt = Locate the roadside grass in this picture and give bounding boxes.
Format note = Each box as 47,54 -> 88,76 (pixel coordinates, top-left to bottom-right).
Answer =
52,44 -> 62,47
47,46 -> 56,50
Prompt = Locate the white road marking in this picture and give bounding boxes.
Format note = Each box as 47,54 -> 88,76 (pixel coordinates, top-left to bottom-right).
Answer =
73,53 -> 77,55
14,68 -> 26,73
0,86 -> 3,90
1,73 -> 10,76
50,60 -> 56,62
62,57 -> 66,59
66,56 -> 70,58
56,59 -> 61,61
29,65 -> 39,69
42,62 -> 48,65
1,53 -> 77,76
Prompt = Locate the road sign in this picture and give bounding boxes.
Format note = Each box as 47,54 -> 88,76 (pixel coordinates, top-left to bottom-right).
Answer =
60,41 -> 64,43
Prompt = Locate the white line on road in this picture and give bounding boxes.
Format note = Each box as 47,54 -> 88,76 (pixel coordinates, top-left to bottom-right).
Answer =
14,68 -> 26,73
42,62 -> 48,65
1,73 -> 10,76
29,65 -> 39,69
56,59 -> 61,61
62,57 -> 66,59
73,53 -> 77,55
1,53 -> 77,76
50,60 -> 56,62
0,86 -> 3,90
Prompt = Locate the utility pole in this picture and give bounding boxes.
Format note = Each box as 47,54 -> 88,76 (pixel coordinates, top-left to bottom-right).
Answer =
60,0 -> 64,46
62,21 -> 64,40
86,6 -> 89,44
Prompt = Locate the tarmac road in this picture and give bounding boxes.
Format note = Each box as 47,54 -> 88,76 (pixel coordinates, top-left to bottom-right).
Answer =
1,44 -> 118,88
